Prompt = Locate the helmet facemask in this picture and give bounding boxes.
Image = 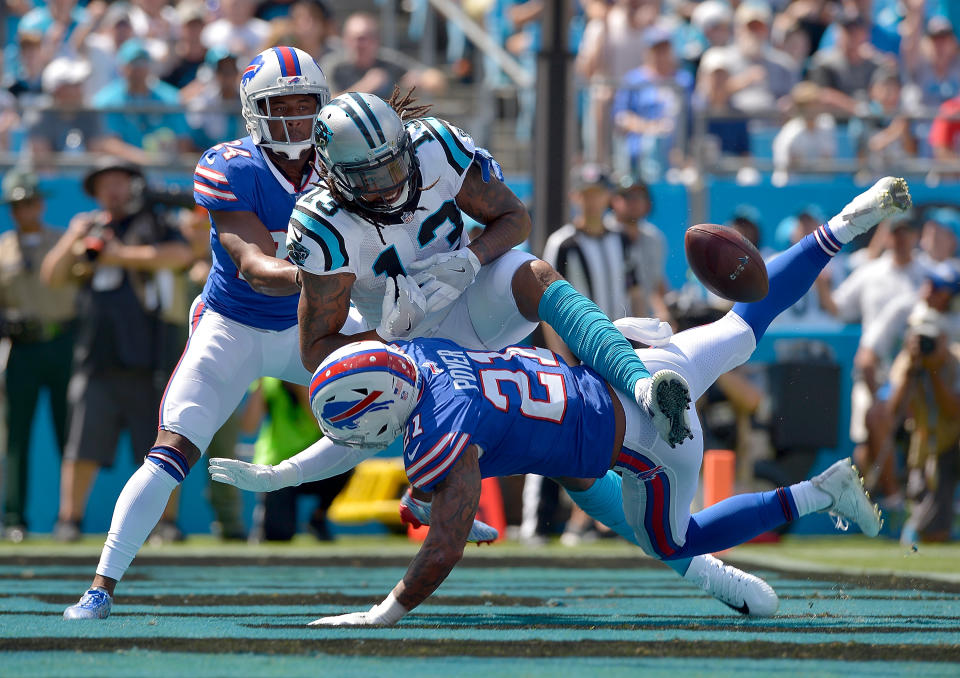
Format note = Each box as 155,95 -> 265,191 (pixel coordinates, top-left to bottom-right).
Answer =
326,131 -> 418,216
248,90 -> 326,160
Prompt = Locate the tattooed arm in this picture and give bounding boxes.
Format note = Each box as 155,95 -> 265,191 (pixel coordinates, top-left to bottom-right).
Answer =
308,445 -> 480,626
298,269 -> 382,371
455,163 -> 531,264
390,445 -> 481,610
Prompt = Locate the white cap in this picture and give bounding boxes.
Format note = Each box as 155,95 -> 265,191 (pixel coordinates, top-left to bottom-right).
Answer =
700,48 -> 732,73
41,57 -> 92,94
692,1 -> 732,32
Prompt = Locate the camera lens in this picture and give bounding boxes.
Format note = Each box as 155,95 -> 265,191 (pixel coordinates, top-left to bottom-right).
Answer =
919,335 -> 937,355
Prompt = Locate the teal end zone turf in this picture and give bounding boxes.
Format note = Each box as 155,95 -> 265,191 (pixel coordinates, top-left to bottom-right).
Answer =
1,548 -> 958,677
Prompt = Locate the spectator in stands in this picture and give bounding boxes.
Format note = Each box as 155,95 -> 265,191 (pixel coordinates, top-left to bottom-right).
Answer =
902,15 -> 960,113
576,0 -> 658,162
817,0 -> 900,56
7,24 -> 48,98
75,2 -> 135,98
887,285 -> 960,544
808,10 -> 885,116
820,216 -> 929,494
698,1 -> 799,117
27,57 -> 105,163
286,0 -> 336,61
691,49 -> 750,160
772,0 -> 833,61
240,378 -> 352,542
849,67 -> 916,178
201,0 -> 269,63
683,0 -> 732,74
92,39 -> 193,162
16,0 -> 87,63
606,175 -> 671,323
613,23 -> 694,179
929,93 -> 960,164
918,208 -> 960,269
773,20 -> 812,78
0,170 -> 77,543
321,12 -> 444,99
40,159 -> 194,542
772,81 -> 837,186
127,0 -> 179,64
161,2 -> 209,90
184,49 -> 243,151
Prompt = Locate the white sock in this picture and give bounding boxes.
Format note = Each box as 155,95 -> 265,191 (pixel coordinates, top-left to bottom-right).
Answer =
96,462 -> 179,582
788,480 -> 832,517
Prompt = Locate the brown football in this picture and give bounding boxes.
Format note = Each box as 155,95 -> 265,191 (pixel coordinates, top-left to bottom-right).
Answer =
684,223 -> 769,302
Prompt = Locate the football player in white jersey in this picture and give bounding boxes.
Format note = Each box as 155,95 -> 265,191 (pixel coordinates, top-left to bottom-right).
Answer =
208,90 -> 781,616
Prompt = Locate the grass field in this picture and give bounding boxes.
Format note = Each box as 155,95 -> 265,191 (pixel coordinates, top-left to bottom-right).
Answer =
1,535 -> 958,677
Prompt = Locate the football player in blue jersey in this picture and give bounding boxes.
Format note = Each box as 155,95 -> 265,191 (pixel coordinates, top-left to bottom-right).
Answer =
229,177 -> 909,625
63,48 -> 508,621
62,45 -> 334,620
207,89 -> 778,616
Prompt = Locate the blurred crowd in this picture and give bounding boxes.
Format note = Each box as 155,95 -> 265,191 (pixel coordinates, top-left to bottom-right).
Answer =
1,0 -> 959,546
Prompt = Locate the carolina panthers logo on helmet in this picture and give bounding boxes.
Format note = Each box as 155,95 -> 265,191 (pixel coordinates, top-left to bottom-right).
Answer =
286,239 -> 309,266
241,55 -> 264,88
315,119 -> 333,148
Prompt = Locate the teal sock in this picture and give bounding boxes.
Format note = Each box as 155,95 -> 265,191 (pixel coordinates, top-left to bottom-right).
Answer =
565,471 -> 693,576
565,471 -> 640,546
538,280 -> 650,396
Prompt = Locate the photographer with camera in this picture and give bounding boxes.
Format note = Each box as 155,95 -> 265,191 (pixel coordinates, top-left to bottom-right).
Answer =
0,170 -> 78,542
886,279 -> 960,544
40,158 -> 194,541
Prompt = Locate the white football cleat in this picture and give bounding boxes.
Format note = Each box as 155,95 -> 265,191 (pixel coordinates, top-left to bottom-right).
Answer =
685,554 -> 779,617
635,370 -> 693,448
827,176 -> 912,243
63,587 -> 112,620
810,458 -> 883,537
399,489 -> 498,544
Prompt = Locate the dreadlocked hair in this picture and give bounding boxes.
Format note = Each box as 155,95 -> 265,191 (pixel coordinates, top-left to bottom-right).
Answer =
387,85 -> 432,121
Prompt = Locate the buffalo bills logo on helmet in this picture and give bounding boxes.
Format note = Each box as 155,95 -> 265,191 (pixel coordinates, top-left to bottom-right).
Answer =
321,391 -> 393,431
241,55 -> 264,87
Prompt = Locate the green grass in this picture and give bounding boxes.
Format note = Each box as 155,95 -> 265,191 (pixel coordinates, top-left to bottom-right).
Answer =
3,533 -> 958,581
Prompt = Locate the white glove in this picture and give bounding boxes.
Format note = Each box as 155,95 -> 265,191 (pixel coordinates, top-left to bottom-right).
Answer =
378,275 -> 428,341
308,593 -> 407,627
410,248 -> 481,313
207,458 -> 301,492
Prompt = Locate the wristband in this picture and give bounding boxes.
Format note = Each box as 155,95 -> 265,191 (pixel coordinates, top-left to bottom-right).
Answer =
370,592 -> 408,625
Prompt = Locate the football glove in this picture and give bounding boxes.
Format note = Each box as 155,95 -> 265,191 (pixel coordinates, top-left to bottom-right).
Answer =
378,274 -> 428,341
410,248 -> 481,314
207,458 -> 301,492
399,488 -> 498,544
473,147 -> 504,183
308,593 -> 407,627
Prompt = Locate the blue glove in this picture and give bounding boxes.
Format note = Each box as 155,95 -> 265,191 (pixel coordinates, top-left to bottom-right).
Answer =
473,147 -> 504,183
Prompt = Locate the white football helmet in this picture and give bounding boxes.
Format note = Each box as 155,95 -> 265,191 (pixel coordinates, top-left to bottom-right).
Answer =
240,46 -> 330,159
310,341 -> 421,450
314,92 -> 419,217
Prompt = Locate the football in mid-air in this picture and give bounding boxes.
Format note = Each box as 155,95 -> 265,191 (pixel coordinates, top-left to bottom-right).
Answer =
684,223 -> 769,302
